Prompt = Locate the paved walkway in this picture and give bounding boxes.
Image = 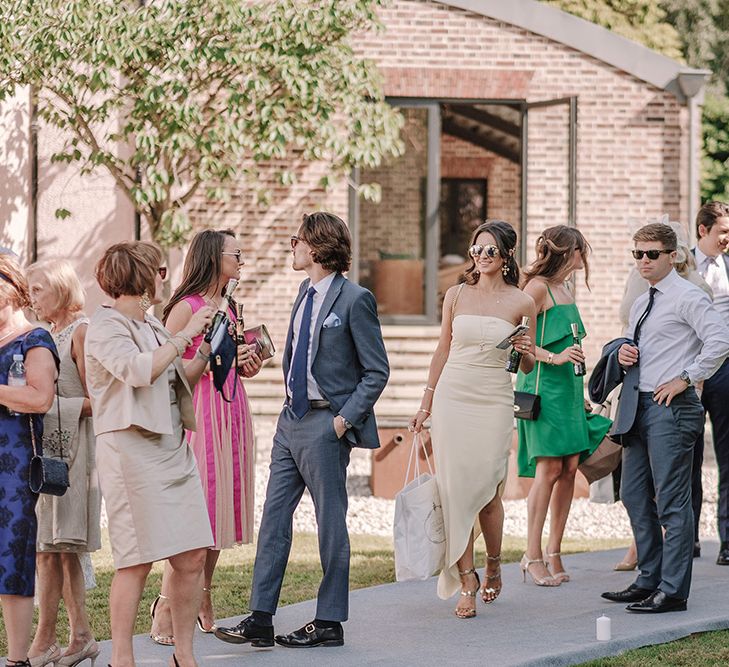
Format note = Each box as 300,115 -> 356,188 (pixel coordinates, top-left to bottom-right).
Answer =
97,542 -> 729,666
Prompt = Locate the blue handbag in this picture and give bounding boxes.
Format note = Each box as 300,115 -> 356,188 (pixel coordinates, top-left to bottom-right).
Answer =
209,314 -> 238,403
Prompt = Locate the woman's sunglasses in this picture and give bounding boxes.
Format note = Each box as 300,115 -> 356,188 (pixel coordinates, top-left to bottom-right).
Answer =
469,244 -> 500,258
157,266 -> 167,280
631,249 -> 672,260
290,235 -> 302,249
222,249 -> 243,261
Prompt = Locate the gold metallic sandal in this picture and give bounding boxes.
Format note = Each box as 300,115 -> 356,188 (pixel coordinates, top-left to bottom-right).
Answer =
455,567 -> 480,618
544,550 -> 570,583
481,554 -> 502,603
149,594 -> 175,646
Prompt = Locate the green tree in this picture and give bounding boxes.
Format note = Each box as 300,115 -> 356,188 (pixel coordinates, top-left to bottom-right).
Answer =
0,0 -> 403,245
544,0 -> 682,58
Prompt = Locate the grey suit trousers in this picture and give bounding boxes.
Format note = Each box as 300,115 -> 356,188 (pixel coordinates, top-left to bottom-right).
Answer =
621,390 -> 704,599
250,406 -> 352,621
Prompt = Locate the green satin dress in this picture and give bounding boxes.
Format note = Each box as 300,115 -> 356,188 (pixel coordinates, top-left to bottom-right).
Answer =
516,286 -> 611,478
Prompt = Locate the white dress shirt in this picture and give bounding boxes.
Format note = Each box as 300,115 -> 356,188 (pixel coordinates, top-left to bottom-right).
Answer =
627,269 -> 729,391
696,246 -> 729,321
286,272 -> 336,401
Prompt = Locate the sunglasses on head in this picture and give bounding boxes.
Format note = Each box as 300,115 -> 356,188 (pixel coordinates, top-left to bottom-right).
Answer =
469,244 -> 500,258
157,266 -> 167,280
631,249 -> 672,260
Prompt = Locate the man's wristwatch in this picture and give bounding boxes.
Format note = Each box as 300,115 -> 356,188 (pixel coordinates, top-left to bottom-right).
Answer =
338,415 -> 353,430
679,370 -> 692,386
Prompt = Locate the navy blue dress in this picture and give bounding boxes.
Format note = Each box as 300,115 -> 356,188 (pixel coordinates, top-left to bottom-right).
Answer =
0,328 -> 58,596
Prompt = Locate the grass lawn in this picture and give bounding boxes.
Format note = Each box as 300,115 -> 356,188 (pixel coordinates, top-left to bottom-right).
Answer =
2,532 -> 728,664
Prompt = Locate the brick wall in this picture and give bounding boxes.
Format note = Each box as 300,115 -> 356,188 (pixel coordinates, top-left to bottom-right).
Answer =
186,0 -> 689,370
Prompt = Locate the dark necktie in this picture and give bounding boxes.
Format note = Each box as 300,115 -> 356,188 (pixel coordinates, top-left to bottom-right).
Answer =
289,286 -> 317,418
633,286 -> 657,345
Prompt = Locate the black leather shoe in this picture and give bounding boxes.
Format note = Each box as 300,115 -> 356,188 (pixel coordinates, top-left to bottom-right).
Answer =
214,615 -> 274,647
601,583 -> 654,603
716,541 -> 729,565
274,622 -> 344,648
626,589 -> 687,613
693,541 -> 701,558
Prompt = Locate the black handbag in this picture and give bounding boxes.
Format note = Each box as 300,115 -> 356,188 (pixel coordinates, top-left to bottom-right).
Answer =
514,391 -> 541,420
28,384 -> 69,496
513,304 -> 547,421
209,313 -> 238,404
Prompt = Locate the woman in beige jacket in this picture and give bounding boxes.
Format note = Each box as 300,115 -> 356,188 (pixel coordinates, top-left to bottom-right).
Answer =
85,242 -> 213,667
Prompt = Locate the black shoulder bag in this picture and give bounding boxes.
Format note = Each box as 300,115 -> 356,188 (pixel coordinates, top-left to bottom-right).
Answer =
513,307 -> 547,421
28,383 -> 70,496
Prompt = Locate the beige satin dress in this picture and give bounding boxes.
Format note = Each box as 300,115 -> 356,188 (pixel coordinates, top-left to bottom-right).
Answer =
431,315 -> 514,599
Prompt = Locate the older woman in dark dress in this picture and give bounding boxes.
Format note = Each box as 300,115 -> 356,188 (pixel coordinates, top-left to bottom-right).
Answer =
0,255 -> 59,667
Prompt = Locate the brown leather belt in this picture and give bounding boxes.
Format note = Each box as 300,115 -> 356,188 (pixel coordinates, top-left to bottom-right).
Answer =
309,400 -> 331,409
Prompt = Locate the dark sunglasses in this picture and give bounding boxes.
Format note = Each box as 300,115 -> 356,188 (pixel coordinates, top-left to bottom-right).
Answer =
469,244 -> 500,258
631,249 -> 672,260
158,266 -> 168,279
290,235 -> 302,249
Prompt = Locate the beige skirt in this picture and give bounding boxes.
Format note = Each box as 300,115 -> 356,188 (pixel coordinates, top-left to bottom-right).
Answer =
96,402 -> 213,569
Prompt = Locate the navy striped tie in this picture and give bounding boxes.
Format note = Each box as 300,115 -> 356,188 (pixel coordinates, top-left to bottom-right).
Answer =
289,287 -> 316,418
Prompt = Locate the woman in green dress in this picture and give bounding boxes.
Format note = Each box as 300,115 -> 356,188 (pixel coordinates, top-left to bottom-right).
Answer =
516,226 -> 612,587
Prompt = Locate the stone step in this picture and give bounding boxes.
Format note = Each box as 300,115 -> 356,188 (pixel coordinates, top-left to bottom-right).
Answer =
249,397 -> 417,420
381,324 -> 440,338
246,381 -> 426,401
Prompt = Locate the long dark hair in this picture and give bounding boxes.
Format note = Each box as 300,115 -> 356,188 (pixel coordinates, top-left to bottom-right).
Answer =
162,229 -> 235,324
523,225 -> 591,288
462,220 -> 520,287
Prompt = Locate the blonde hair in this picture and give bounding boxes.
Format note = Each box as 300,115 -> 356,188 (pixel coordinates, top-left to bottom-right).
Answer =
26,259 -> 85,314
0,254 -> 31,309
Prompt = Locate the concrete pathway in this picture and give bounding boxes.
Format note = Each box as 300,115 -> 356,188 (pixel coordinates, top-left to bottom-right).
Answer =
98,541 -> 729,666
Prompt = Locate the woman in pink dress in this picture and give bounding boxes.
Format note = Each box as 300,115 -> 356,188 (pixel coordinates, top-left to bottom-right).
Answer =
150,230 -> 261,642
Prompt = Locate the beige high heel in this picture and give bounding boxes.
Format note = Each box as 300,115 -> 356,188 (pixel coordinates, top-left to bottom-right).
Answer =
56,640 -> 100,667
480,554 -> 502,603
27,645 -> 61,667
520,554 -> 560,587
544,550 -> 570,583
455,567 -> 480,618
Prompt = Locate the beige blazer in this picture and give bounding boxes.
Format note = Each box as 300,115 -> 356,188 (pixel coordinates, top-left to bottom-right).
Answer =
85,306 -> 195,436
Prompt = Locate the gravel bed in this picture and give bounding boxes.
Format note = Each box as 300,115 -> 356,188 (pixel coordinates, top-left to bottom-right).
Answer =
253,451 -> 721,541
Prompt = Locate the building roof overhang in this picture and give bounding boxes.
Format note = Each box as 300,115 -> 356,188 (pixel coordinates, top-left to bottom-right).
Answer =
435,0 -> 709,104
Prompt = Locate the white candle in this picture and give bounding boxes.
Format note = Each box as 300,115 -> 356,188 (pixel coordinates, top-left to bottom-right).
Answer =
596,615 -> 611,641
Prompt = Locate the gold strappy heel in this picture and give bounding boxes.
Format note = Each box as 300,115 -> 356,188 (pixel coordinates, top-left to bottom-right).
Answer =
481,553 -> 502,603
149,594 -> 175,646
520,554 -> 560,587
544,550 -> 570,583
455,567 -> 480,618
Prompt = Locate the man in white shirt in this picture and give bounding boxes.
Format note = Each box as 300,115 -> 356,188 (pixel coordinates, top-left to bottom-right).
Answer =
601,223 -> 729,613
693,202 -> 729,565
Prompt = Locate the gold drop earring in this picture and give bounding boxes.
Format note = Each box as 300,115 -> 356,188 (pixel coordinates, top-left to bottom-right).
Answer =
139,290 -> 152,313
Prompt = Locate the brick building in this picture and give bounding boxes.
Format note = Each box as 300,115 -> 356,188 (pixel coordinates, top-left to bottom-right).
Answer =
0,0 -> 709,424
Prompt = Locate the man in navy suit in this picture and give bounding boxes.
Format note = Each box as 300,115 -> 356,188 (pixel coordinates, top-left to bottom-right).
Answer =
215,212 -> 389,648
693,202 -> 729,565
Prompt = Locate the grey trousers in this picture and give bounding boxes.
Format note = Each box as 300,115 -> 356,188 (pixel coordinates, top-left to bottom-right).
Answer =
621,390 -> 704,599
249,406 -> 352,621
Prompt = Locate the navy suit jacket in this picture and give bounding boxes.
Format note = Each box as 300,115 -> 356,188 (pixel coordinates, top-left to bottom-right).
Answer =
589,337 -> 640,445
282,273 -> 390,449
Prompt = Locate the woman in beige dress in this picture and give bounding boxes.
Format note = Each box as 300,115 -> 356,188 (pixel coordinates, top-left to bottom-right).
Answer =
26,260 -> 101,667
85,242 -> 214,667
409,220 -> 536,618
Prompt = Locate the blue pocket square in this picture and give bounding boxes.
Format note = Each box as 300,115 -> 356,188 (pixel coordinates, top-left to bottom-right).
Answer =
323,312 -> 342,328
